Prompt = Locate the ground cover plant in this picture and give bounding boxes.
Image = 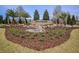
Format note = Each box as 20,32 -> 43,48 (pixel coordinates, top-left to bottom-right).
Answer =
5,25 -> 75,51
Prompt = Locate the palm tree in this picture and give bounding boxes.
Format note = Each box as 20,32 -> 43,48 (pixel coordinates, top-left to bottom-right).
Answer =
23,12 -> 31,24
15,6 -> 31,24
15,6 -> 25,24
6,9 -> 16,24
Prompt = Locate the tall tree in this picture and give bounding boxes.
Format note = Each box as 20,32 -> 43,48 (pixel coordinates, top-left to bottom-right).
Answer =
53,6 -> 62,24
53,6 -> 62,18
43,9 -> 49,20
15,6 -> 25,24
57,18 -> 59,24
6,9 -> 16,24
4,15 -> 9,24
71,15 -> 76,25
2,20 -> 5,24
15,6 -> 31,24
0,15 -> 3,24
34,10 -> 39,20
67,14 -> 75,26
9,19 -> 11,24
23,12 -> 31,24
59,12 -> 67,25
67,14 -> 71,25
19,18 -> 22,24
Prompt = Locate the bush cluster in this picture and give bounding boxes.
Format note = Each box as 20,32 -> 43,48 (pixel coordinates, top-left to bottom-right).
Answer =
9,27 -> 67,42
9,27 -> 26,37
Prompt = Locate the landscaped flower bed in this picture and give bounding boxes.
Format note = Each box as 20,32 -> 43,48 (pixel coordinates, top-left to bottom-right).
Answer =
5,25 -> 75,51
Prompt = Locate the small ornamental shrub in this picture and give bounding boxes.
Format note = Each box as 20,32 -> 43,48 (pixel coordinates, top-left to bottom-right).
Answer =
9,27 -> 26,37
0,24 -> 6,28
9,26 -> 66,41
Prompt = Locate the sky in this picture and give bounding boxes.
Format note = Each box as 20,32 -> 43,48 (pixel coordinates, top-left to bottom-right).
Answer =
0,5 -> 79,19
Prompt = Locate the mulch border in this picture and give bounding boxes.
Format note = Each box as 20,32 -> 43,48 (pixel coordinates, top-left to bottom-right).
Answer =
5,26 -> 75,51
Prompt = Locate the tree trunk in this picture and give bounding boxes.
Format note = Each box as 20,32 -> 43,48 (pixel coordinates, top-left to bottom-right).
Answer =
25,18 -> 27,24
19,17 -> 21,24
13,17 -> 15,24
7,16 -> 9,24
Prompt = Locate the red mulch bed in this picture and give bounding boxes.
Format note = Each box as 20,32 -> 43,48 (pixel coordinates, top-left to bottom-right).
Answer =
5,26 -> 76,51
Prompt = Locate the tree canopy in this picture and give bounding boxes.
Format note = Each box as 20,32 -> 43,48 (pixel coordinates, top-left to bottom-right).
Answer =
43,9 -> 49,20
34,10 -> 40,20
0,15 -> 3,24
6,9 -> 16,24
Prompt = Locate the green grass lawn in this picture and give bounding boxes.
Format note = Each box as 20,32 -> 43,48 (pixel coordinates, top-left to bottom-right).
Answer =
0,28 -> 79,53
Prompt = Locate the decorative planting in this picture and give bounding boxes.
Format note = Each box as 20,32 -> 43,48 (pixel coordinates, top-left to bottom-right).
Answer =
5,26 -> 74,51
